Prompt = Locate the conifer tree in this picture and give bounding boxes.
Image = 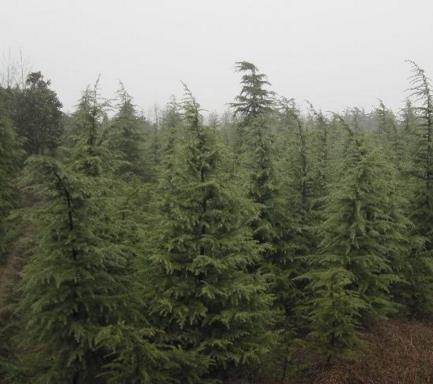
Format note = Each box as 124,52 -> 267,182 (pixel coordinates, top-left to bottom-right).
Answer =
399,99 -> 418,174
401,99 -> 417,135
0,115 -> 22,260
68,79 -> 110,151
270,99 -> 317,378
302,120 -> 410,361
231,61 -> 274,124
8,85 -> 161,384
314,120 -> 409,319
12,72 -> 63,155
376,100 -> 391,136
159,96 -> 183,174
160,96 -> 182,149
145,114 -> 162,182
232,68 -> 301,353
231,66 -> 307,377
279,98 -> 313,237
302,268 -> 366,362
404,61 -> 433,318
230,61 -> 274,176
146,85 -> 273,383
231,61 -> 279,246
107,83 -> 147,179
246,115 -> 279,245
344,107 -> 365,134
374,100 -> 402,170
309,106 -> 331,200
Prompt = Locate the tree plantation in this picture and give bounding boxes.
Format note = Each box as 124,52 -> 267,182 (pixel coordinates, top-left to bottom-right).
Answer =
1,61 -> 433,383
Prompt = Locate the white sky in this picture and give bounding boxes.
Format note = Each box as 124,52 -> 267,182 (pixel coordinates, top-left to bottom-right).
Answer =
1,0 -> 433,116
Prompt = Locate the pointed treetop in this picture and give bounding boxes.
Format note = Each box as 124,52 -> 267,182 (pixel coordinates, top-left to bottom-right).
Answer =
231,60 -> 274,121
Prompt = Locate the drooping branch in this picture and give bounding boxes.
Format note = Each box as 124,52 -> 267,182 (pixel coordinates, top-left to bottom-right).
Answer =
52,168 -> 78,261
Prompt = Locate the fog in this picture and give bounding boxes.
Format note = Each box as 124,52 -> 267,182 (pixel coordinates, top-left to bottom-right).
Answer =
1,0 -> 432,115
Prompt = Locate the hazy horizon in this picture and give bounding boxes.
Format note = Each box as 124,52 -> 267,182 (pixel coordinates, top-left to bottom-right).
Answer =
1,0 -> 433,117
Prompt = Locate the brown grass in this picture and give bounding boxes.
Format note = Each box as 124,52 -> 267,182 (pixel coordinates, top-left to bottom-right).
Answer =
312,320 -> 433,384
227,320 -> 433,384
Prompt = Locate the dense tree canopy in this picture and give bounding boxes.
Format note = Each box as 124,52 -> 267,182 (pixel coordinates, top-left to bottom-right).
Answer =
1,60 -> 433,383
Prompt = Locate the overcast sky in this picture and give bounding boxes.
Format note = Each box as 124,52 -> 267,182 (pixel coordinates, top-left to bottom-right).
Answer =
1,0 -> 432,116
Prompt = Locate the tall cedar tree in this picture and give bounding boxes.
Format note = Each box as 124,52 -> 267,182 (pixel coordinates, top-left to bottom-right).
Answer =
145,115 -> 162,182
314,121 -> 409,319
12,72 -> 63,155
0,114 -> 22,260
303,123 -> 410,361
231,64 -> 307,377
309,105 -> 331,204
374,100 -> 402,170
271,99 -> 317,378
108,83 -> 147,179
302,268 -> 366,362
405,61 -> 433,318
146,85 -> 273,383
160,96 -> 182,160
8,85 -> 160,384
231,62 -> 281,247
278,98 -> 315,253
230,61 -> 274,182
231,61 -> 273,123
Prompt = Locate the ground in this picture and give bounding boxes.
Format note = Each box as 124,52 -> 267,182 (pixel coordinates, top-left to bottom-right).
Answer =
227,320 -> 433,384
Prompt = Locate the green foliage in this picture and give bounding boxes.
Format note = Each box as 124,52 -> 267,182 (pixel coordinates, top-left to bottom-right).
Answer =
12,72 -> 63,155
317,126 -> 410,319
404,61 -> 433,318
8,154 -> 158,383
0,115 -> 23,260
68,79 -> 110,150
231,61 -> 275,159
146,85 -> 274,383
374,100 -> 403,170
107,83 -> 148,179
231,61 -> 282,249
231,61 -> 274,123
303,268 -> 366,361
3,59 -> 433,383
5,82 -> 163,383
278,98 -> 314,234
246,115 -> 279,244
309,107 -> 331,199
160,96 -> 183,159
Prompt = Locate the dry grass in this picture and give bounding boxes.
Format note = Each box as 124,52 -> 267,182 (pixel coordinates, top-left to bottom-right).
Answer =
227,320 -> 433,384
312,320 -> 433,384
